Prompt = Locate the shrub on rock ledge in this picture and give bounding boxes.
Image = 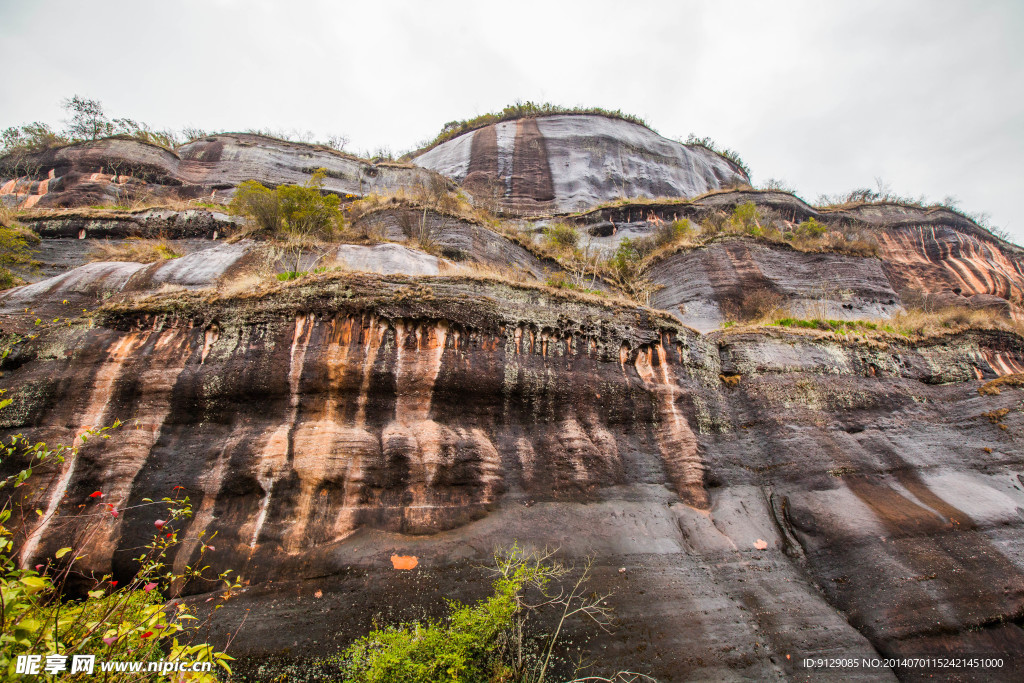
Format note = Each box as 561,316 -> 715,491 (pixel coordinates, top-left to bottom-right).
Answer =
230,168 -> 343,241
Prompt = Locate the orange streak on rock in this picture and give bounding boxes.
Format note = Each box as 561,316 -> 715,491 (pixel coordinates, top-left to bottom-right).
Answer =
20,332 -> 147,567
285,315 -> 367,552
80,329 -> 195,571
391,554 -> 418,570
634,343 -> 708,509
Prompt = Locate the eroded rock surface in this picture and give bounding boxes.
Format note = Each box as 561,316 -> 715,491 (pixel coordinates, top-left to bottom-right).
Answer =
412,115 -> 750,214
650,237 -> 903,331
0,135 -> 438,208
2,117 -> 1024,681
2,275 -> 1023,680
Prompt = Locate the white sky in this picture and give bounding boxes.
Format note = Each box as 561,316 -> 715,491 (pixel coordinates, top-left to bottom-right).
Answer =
2,0 -> 1022,239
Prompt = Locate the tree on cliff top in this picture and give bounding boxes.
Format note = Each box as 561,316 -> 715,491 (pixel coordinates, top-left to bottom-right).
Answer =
63,95 -> 113,141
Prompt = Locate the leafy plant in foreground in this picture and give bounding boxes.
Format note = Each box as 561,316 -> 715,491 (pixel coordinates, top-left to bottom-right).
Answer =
335,544 -> 630,683
0,418 -> 241,680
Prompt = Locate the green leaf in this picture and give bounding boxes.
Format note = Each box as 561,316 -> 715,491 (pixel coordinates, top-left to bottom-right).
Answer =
55,547 -> 71,559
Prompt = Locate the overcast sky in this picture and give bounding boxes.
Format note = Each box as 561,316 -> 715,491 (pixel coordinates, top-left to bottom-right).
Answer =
2,0 -> 1021,238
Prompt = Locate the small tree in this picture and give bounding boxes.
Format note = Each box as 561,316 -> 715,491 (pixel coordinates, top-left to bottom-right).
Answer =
62,95 -> 113,141
0,122 -> 67,155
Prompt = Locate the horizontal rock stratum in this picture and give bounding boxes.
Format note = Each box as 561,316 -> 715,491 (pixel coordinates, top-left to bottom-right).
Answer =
1,111 -> 1024,681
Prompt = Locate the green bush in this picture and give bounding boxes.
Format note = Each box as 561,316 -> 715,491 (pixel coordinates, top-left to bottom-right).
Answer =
728,202 -> 761,235
336,545 -> 613,683
656,218 -> 693,246
542,223 -> 579,251
230,168 -> 343,240
791,217 -> 827,240
0,222 -> 40,290
607,238 -> 643,281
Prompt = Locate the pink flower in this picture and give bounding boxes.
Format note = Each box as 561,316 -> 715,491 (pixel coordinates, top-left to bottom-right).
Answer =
109,580 -> 118,587
141,631 -> 153,639
144,583 -> 158,592
34,564 -> 44,570
154,519 -> 167,529
103,636 -> 118,646
89,491 -> 103,498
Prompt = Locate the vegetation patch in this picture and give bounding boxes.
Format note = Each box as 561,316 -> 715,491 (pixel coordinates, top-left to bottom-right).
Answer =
0,206 -> 40,289
315,545 -> 643,683
680,134 -> 751,178
0,420 -> 239,681
89,238 -> 182,263
978,373 -> 1024,396
718,305 -> 1024,348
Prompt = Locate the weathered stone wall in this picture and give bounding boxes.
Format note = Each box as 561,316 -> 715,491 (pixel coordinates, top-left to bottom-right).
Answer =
2,277 -> 1023,679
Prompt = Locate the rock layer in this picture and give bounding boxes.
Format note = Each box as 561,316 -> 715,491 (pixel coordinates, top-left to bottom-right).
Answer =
2,276 -> 1024,680
649,237 -> 903,331
0,135 -> 438,208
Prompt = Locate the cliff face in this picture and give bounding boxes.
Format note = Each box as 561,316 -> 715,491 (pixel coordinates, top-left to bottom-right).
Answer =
412,115 -> 749,214
570,191 -> 1024,329
2,114 -> 1024,680
3,277 -> 1024,680
0,134 -> 438,208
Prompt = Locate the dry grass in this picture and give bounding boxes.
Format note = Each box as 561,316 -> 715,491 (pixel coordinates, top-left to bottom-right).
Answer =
882,306 -> 1024,338
0,204 -> 16,228
215,270 -> 271,298
173,262 -> 657,318
20,197 -> 229,220
89,238 -> 182,263
347,176 -> 496,229
716,303 -> 1024,356
567,187 -> 756,218
723,305 -> 1024,345
437,259 -> 535,285
979,373 -> 1024,396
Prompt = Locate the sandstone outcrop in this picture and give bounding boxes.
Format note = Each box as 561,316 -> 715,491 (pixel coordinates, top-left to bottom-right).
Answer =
2,275 -> 1023,680
0,134 -> 439,208
412,115 -> 749,214
2,114 -> 1024,681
